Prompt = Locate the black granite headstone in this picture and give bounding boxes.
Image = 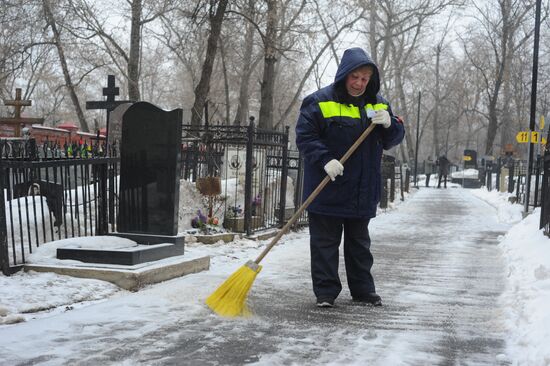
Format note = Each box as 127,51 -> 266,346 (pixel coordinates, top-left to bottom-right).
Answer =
118,102 -> 182,238
56,102 -> 185,265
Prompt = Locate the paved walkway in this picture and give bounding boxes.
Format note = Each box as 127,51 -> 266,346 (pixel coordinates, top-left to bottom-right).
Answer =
169,188 -> 511,365
1,188 -> 512,365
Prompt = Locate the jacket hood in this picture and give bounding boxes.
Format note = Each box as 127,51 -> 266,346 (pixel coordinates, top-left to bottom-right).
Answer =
334,47 -> 380,98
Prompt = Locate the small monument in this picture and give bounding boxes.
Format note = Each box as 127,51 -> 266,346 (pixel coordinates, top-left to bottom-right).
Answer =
57,101 -> 186,265
115,102 -> 184,245
0,88 -> 44,137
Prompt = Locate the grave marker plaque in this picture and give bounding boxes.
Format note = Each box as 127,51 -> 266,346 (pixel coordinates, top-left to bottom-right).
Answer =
117,102 -> 182,238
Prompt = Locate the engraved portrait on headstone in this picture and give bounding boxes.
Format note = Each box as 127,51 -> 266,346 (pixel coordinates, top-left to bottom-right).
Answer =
222,146 -> 266,191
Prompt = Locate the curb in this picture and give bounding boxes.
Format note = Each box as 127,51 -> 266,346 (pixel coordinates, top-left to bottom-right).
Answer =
24,255 -> 210,291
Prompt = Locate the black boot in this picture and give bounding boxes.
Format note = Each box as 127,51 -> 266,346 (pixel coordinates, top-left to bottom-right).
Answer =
352,292 -> 382,306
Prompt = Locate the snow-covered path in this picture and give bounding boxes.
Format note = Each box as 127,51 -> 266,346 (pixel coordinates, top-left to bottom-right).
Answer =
0,188 -> 512,365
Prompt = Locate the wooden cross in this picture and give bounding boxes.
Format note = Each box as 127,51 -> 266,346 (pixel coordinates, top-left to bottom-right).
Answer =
86,75 -> 133,142
0,88 -> 44,137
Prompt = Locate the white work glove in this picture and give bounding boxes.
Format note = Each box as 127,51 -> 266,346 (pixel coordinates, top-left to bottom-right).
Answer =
324,159 -> 344,181
371,109 -> 391,128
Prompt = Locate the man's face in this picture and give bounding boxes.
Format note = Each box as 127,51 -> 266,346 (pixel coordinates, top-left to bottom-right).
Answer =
345,66 -> 374,97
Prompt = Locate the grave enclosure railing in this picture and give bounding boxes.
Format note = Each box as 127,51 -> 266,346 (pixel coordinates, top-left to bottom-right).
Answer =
180,123 -> 307,236
0,126 -> 303,274
1,127 -> 408,275
0,156 -> 119,275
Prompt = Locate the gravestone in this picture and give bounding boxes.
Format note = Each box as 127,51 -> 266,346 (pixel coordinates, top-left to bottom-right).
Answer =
57,102 -> 185,265
116,102 -> 183,243
221,146 -> 266,232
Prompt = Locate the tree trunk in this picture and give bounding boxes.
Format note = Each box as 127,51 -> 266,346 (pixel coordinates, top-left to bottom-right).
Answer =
500,37 -> 515,150
432,44 -> 442,157
395,67 -> 414,163
486,96 -> 499,155
128,0 -> 142,101
258,0 -> 278,130
234,0 -> 255,126
191,0 -> 229,127
43,0 -> 89,132
369,0 -> 377,63
219,40 -> 230,124
275,7 -> 364,129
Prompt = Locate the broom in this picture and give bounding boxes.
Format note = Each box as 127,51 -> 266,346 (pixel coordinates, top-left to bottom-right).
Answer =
206,123 -> 377,317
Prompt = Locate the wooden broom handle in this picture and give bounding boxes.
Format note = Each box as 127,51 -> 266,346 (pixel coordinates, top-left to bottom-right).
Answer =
254,123 -> 376,264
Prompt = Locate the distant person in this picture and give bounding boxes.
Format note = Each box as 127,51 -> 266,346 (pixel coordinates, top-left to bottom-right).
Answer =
437,155 -> 450,188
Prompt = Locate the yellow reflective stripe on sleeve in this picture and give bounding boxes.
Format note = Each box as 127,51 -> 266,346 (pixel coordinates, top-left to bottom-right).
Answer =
318,101 -> 361,119
365,103 -> 388,113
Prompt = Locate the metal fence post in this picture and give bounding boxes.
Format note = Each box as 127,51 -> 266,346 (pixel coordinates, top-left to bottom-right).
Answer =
508,161 -> 515,194
534,155 -> 541,207
390,161 -> 396,202
380,163 -> 388,209
108,163 -> 116,228
399,164 -> 405,201
405,168 -> 410,193
278,127 -> 289,226
0,163 -> 10,275
96,162 -> 108,235
244,121 -> 255,235
540,140 -> 550,230
495,157 -> 501,191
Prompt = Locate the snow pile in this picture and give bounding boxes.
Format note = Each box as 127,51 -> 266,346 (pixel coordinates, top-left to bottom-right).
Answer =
0,271 -> 120,325
451,168 -> 479,179
26,236 -> 140,265
178,179 -> 210,231
470,187 -> 524,224
498,208 -> 550,365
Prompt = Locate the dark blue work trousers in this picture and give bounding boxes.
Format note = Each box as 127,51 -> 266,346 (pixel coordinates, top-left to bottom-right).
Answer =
308,212 -> 375,300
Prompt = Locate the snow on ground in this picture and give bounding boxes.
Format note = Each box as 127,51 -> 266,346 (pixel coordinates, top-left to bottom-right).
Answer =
497,208 -> 550,365
469,187 -> 550,364
470,187 -> 524,224
1,186 -> 549,364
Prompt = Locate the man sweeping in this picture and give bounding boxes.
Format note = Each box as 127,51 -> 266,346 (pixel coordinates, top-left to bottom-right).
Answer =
295,47 -> 405,308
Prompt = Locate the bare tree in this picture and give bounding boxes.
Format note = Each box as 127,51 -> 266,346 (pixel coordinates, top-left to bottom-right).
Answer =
257,0 -> 280,130
43,0 -> 90,132
462,0 -> 535,155
233,0 -> 260,125
69,0 -> 177,101
274,0 -> 365,129
190,0 -> 229,126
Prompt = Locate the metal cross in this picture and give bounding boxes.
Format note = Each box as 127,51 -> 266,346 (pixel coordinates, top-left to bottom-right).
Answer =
86,75 -> 133,148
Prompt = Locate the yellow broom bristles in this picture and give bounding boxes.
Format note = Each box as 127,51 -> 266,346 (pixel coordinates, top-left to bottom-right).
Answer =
206,260 -> 263,317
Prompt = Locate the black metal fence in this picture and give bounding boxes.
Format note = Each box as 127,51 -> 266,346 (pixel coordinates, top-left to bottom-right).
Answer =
410,145 -> 550,236
1,127 -> 410,274
486,157 -> 544,209
380,156 -> 409,208
540,151 -> 550,233
0,157 -> 119,274
1,138 -> 37,160
179,122 -> 301,235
